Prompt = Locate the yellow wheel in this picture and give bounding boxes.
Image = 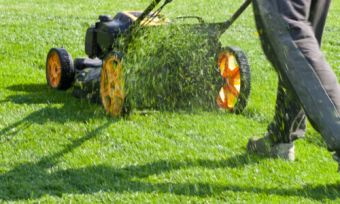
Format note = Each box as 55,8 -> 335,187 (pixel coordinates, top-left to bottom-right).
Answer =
216,47 -> 250,113
100,53 -> 125,117
46,48 -> 74,90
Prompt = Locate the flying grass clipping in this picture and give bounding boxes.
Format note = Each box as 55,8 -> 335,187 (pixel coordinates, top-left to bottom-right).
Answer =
122,25 -> 222,112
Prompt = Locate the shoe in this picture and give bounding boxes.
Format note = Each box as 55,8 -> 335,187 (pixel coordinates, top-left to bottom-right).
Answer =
247,133 -> 295,161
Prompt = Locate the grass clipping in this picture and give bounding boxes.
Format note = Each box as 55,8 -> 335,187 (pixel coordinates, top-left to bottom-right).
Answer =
122,25 -> 221,112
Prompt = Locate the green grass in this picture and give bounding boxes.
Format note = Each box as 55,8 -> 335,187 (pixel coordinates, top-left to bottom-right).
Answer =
1,0 -> 340,203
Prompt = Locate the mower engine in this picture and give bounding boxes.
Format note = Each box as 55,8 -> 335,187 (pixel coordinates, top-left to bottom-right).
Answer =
85,12 -> 168,59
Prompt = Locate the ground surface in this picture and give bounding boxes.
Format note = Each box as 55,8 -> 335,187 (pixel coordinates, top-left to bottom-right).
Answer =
0,0 -> 340,203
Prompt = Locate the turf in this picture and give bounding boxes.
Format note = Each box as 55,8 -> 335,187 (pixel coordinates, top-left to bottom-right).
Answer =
1,0 -> 340,203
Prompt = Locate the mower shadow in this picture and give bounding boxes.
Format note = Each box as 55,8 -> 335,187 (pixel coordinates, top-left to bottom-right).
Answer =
0,144 -> 339,202
0,83 -> 105,137
2,84 -> 339,201
5,83 -> 85,105
0,138 -> 256,201
0,121 -> 110,200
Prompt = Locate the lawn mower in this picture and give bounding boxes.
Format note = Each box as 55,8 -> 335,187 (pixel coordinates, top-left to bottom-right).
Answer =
45,0 -> 252,116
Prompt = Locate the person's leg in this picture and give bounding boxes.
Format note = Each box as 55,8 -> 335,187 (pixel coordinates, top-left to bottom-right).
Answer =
247,79 -> 305,160
267,81 -> 306,144
249,0 -> 340,160
247,80 -> 304,160
247,1 -> 311,159
264,0 -> 332,144
309,0 -> 331,45
278,0 -> 340,121
308,0 -> 340,161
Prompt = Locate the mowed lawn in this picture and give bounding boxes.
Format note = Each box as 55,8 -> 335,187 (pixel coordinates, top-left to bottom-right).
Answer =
1,0 -> 340,203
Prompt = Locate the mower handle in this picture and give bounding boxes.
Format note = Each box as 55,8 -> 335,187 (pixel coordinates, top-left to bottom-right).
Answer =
124,0 -> 171,44
219,0 -> 252,35
133,0 -> 171,28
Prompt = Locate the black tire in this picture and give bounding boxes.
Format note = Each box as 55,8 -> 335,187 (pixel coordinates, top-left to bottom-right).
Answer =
216,46 -> 251,114
46,48 -> 75,90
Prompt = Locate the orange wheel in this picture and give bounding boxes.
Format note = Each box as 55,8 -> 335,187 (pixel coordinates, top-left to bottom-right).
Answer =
100,53 -> 125,117
216,47 -> 250,113
47,51 -> 61,88
46,48 -> 74,90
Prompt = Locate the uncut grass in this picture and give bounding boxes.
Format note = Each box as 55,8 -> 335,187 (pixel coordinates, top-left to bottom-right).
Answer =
1,0 -> 340,203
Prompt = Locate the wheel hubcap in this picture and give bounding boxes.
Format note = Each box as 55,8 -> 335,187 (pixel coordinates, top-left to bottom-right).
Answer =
100,55 -> 124,116
216,51 -> 241,110
47,52 -> 61,88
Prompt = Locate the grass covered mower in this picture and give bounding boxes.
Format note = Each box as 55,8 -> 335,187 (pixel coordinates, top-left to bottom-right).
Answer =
46,0 -> 252,116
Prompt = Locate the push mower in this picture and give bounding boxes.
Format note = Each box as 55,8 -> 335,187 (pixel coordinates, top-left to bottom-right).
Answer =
46,0 -> 252,116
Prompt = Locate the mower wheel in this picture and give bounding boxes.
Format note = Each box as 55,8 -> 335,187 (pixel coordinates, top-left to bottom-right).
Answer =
216,46 -> 251,114
46,48 -> 75,90
100,53 -> 125,117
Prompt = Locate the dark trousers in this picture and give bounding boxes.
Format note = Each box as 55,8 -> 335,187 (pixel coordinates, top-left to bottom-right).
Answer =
259,0 -> 340,144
